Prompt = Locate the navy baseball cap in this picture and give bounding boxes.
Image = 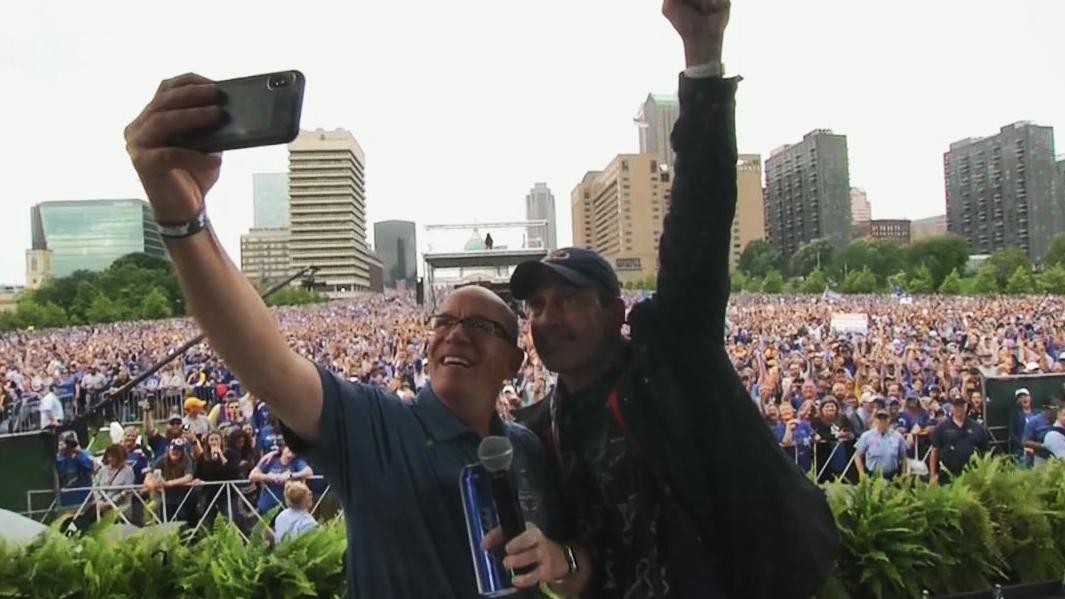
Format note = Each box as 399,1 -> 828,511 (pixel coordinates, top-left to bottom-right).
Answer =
510,247 -> 621,300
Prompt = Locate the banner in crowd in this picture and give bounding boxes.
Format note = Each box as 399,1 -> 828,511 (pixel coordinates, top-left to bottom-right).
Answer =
830,313 -> 868,335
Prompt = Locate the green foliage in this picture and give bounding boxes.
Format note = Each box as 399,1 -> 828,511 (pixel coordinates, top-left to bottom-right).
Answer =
837,238 -> 903,284
729,271 -> 748,292
783,276 -> 804,294
1005,265 -> 1036,295
986,246 -> 1031,287
971,265 -> 1001,294
801,269 -> 829,294
937,268 -> 963,295
789,238 -> 835,278
904,235 -> 969,286
8,252 -> 184,330
760,269 -> 784,293
264,286 -> 329,307
906,264 -> 935,295
840,266 -> 878,294
1046,233 -> 1065,268
1036,264 -> 1065,295
738,239 -> 782,278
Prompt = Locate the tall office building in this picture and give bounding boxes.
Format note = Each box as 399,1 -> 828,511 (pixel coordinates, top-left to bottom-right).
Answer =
764,129 -> 852,258
850,187 -> 871,225
253,173 -> 290,229
287,128 -> 372,293
241,228 -> 291,285
572,154 -> 672,282
944,121 -> 1060,261
635,94 -> 679,167
525,183 -> 557,250
29,199 -> 166,278
373,220 -> 417,290
731,154 -> 766,269
911,215 -> 947,241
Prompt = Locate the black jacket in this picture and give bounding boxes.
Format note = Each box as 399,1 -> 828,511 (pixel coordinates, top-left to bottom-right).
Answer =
542,74 -> 838,599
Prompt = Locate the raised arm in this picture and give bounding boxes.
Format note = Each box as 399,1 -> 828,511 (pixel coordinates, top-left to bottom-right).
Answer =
656,0 -> 736,344
125,75 -> 322,441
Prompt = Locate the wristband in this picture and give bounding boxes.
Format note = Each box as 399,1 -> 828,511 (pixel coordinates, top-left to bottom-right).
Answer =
157,205 -> 209,239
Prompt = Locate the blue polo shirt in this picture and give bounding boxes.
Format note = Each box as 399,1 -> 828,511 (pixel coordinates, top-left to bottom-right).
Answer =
282,363 -> 559,599
1023,413 -> 1054,459
855,429 -> 907,477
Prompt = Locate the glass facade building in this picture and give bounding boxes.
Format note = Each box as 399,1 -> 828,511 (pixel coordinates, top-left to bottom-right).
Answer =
253,173 -> 290,229
31,199 -> 167,277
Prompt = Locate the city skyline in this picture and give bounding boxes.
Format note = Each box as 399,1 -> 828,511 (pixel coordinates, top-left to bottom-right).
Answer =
1,0 -> 1062,284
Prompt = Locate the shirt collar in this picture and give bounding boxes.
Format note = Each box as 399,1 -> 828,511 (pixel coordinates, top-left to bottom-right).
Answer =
411,385 -> 507,441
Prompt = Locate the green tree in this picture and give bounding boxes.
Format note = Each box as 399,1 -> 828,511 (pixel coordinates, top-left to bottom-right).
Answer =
140,287 -> 173,319
70,280 -> 99,324
904,236 -> 970,286
31,269 -> 98,315
738,240 -> 782,278
1045,233 -> 1065,267
1005,265 -> 1036,295
1036,265 -> 1065,295
971,265 -> 1000,294
13,299 -> 68,329
789,238 -> 835,277
841,266 -> 878,294
907,264 -> 935,295
837,238 -> 904,283
938,268 -> 963,295
986,247 -> 1030,287
761,269 -> 784,293
109,252 -> 172,272
887,271 -> 909,292
801,269 -> 829,294
744,276 -> 762,293
86,293 -> 120,323
265,287 -> 329,307
730,271 -> 748,292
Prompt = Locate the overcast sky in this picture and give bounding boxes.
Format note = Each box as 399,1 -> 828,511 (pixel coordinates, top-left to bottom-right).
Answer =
1,0 -> 1062,285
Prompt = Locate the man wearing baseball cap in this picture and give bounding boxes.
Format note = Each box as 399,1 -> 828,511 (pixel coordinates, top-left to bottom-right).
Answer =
930,392 -> 991,484
1022,394 -> 1057,469
504,4 -> 837,597
1009,388 -> 1036,465
183,396 -> 211,437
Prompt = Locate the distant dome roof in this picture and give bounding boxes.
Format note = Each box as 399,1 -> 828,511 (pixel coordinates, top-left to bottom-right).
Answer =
464,230 -> 485,251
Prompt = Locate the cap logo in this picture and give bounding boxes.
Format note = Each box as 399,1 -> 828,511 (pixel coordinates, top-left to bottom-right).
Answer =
546,250 -> 570,262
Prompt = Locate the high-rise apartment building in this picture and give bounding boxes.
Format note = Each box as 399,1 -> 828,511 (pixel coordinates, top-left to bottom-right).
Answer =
635,94 -> 679,167
850,187 -> 871,225
287,128 -> 372,293
253,173 -> 290,229
572,154 -> 672,282
731,154 -> 766,269
525,183 -> 557,250
241,228 -> 291,285
29,199 -> 167,278
944,121 -> 1060,262
373,220 -> 417,290
910,215 -> 947,241
764,130 -> 852,258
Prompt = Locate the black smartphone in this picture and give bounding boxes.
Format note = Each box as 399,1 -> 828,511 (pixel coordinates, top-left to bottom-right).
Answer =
173,70 -> 305,153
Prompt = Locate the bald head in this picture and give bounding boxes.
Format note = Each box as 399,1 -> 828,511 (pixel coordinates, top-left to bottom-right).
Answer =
440,286 -> 519,342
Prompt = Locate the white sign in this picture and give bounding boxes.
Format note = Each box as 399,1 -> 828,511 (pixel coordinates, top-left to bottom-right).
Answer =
831,313 -> 869,334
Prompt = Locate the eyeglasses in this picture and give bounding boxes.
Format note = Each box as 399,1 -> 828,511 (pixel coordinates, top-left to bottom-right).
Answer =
428,314 -> 515,344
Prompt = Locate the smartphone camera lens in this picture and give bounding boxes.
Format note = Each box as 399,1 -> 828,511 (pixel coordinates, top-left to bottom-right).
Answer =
267,75 -> 290,90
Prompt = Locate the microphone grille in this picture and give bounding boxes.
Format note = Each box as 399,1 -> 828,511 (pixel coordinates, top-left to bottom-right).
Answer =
478,435 -> 514,473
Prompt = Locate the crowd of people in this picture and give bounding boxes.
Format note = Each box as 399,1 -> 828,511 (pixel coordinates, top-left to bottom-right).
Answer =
10,292 -> 1065,527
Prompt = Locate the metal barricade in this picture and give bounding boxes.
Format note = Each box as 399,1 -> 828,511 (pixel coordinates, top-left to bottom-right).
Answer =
27,475 -> 333,542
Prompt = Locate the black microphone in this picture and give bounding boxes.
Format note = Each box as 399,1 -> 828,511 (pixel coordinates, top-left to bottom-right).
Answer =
478,436 -> 533,575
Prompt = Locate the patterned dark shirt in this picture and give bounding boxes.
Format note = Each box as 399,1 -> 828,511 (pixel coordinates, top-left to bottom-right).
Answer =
548,359 -> 721,598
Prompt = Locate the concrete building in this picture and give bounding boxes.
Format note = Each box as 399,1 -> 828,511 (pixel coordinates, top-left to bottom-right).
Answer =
860,219 -> 911,243
241,227 -> 291,285
945,121 -> 1061,262
253,173 -> 290,229
29,199 -> 166,279
287,128 -> 373,293
635,94 -> 679,167
24,249 -> 53,290
850,187 -> 871,225
731,154 -> 766,269
525,183 -> 558,250
373,220 -> 417,290
764,130 -> 852,258
572,154 -> 672,283
911,215 -> 947,241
